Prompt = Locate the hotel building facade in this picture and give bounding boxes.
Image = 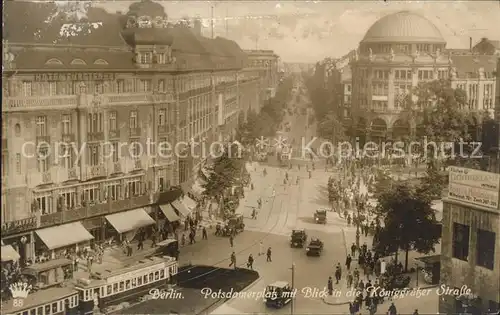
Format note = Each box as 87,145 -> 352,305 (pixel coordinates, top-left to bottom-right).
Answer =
1,0 -> 276,261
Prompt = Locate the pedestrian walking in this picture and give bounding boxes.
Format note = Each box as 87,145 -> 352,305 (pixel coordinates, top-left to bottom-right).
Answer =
351,243 -> 356,257
346,271 -> 353,288
229,235 -> 234,247
259,241 -> 263,256
345,254 -> 352,270
327,276 -> 333,295
334,263 -> 342,284
266,247 -> 272,262
388,302 -> 397,315
229,252 -> 236,268
137,239 -> 144,250
247,254 -> 254,270
74,257 -> 79,271
127,245 -> 132,256
348,302 -> 355,315
202,227 -> 208,240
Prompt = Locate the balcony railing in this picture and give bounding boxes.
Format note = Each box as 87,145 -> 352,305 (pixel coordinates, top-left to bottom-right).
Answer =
109,130 -> 120,139
87,165 -> 106,179
113,161 -> 122,173
36,136 -> 51,144
67,167 -> 79,180
134,159 -> 143,170
158,125 -> 168,134
130,128 -> 141,137
41,171 -> 52,184
38,194 -> 152,228
4,95 -> 78,112
62,134 -> 75,143
88,132 -> 104,142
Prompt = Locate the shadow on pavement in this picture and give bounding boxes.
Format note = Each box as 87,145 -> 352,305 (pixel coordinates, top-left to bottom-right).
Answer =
117,265 -> 259,315
176,265 -> 259,291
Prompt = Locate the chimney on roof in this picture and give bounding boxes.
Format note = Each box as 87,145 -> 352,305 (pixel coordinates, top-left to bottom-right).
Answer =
193,18 -> 202,36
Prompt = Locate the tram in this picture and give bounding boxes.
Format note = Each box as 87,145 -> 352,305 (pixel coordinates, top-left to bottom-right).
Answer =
76,256 -> 178,314
4,287 -> 79,315
3,255 -> 178,315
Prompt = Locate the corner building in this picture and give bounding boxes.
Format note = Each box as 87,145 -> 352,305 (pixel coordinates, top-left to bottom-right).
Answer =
1,0 -> 263,261
440,168 -> 500,314
349,11 -> 496,144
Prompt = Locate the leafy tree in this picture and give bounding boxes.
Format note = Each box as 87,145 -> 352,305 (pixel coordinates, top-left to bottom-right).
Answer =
317,111 -> 346,144
374,182 -> 441,271
418,160 -> 446,199
202,144 -> 243,204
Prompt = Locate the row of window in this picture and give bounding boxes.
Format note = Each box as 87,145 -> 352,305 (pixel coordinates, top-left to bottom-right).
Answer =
363,43 -> 444,54
418,70 -> 434,81
452,222 -> 495,270
82,267 -> 171,301
14,71 -> 237,97
31,106 -> 176,138
34,178 -> 144,214
14,294 -> 78,315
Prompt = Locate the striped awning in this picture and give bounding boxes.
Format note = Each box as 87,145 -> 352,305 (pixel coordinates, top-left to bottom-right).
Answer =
35,222 -> 94,250
105,208 -> 155,233
171,200 -> 191,216
1,245 -> 20,261
160,204 -> 180,222
183,196 -> 197,210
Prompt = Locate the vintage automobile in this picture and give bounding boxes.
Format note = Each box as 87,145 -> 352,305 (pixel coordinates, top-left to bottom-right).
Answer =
290,229 -> 307,248
314,209 -> 327,224
264,281 -> 294,308
306,238 -> 324,256
222,213 -> 245,236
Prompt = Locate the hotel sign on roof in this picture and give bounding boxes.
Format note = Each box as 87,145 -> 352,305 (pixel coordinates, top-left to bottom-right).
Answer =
447,167 -> 500,210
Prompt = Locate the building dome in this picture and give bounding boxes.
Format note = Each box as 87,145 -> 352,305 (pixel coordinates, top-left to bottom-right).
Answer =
362,11 -> 445,44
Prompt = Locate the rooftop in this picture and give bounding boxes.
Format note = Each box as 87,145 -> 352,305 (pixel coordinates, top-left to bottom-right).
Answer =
451,55 -> 498,78
362,11 -> 445,44
4,0 -> 246,71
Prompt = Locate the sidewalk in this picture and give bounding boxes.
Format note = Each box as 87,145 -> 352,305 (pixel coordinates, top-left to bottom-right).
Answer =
322,280 -> 355,305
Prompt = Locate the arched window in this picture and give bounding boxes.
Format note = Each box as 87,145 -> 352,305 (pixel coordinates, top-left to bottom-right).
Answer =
70,59 -> 87,65
45,58 -> 63,65
94,59 -> 108,65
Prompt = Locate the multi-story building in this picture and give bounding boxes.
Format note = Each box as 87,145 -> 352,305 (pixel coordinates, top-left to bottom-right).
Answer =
1,0 -> 263,261
244,50 -> 280,101
349,11 -> 497,144
440,167 -> 499,314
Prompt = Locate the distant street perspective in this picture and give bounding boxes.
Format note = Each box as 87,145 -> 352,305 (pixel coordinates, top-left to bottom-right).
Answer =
2,1 -> 499,315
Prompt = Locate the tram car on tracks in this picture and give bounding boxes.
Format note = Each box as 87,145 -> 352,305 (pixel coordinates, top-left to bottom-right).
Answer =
4,256 -> 178,315
76,255 -> 178,314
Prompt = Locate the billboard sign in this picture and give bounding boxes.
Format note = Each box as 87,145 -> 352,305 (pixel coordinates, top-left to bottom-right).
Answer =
448,167 -> 500,210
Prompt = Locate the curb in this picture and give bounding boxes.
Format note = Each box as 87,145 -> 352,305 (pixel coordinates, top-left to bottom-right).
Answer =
321,284 -> 439,307
322,296 -> 352,306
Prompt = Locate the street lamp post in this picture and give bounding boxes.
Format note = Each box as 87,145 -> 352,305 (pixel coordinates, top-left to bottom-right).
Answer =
290,263 -> 295,315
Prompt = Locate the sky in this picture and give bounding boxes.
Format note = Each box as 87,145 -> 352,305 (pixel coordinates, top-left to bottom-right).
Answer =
88,1 -> 499,62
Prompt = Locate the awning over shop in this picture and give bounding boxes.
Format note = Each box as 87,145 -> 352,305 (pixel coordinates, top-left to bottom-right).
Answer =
1,245 -> 20,261
171,200 -> 191,217
157,187 -> 183,205
105,208 -> 155,233
183,196 -> 197,210
160,204 -> 180,222
35,222 -> 94,250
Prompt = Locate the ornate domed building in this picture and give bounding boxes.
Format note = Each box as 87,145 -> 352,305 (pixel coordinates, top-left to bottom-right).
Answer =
349,11 -> 452,144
